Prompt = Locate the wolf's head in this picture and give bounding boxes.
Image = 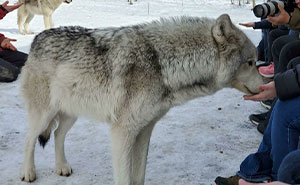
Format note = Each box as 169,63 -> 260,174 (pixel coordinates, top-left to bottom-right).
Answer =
212,14 -> 265,95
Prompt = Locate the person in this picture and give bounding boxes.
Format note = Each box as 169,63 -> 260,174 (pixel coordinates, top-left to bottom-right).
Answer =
214,5 -> 300,185
239,0 -> 274,63
248,0 -> 300,134
238,150 -> 300,184
0,1 -> 27,82
239,19 -> 274,63
215,42 -> 300,185
257,0 -> 300,78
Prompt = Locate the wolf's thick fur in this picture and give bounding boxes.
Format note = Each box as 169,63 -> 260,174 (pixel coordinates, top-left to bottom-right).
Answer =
20,14 -> 264,184
17,0 -> 72,35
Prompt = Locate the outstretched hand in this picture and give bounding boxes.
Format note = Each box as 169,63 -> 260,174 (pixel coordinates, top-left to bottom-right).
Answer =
1,1 -> 23,12
1,38 -> 17,51
243,81 -> 276,101
239,22 -> 255,28
267,5 -> 290,25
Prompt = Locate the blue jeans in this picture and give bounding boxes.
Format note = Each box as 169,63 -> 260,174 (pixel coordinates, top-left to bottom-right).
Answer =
236,97 -> 300,182
289,30 -> 299,38
278,149 -> 300,184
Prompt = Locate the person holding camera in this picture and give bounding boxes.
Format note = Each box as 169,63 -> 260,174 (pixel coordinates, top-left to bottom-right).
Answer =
257,0 -> 300,77
0,1 -> 27,82
214,2 -> 300,185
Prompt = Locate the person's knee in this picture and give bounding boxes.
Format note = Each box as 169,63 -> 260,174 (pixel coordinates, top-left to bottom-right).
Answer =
278,150 -> 300,184
287,56 -> 300,69
269,30 -> 277,39
0,65 -> 20,82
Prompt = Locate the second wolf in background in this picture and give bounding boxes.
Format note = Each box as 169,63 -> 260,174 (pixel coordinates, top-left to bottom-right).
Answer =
17,0 -> 72,35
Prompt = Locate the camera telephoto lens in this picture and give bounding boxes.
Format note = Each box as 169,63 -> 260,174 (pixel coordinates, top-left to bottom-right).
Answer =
253,0 -> 285,18
253,5 -> 265,18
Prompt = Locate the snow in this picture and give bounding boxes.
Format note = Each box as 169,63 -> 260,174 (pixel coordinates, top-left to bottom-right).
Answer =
0,0 -> 268,184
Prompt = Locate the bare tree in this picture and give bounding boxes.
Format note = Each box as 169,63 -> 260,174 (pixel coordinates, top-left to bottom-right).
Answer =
231,0 -> 256,8
128,0 -> 137,5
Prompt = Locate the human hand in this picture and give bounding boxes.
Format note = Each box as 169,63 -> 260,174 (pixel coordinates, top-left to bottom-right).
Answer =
296,0 -> 300,9
1,1 -> 23,12
239,22 -> 255,28
1,38 -> 17,51
267,5 -> 290,25
239,179 -> 289,185
243,81 -> 276,101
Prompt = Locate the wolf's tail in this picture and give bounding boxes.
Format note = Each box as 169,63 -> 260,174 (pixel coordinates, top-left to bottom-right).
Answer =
38,118 -> 57,148
20,54 -> 57,148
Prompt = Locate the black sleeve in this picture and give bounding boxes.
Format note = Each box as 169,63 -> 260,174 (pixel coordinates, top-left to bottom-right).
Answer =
286,0 -> 295,13
254,20 -> 273,29
274,65 -> 300,100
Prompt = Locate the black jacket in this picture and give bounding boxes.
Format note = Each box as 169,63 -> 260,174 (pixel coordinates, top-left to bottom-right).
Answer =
254,19 -> 273,29
254,19 -> 288,30
275,64 -> 300,100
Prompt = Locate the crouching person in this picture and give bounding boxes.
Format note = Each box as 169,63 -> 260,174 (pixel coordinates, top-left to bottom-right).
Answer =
0,1 -> 27,82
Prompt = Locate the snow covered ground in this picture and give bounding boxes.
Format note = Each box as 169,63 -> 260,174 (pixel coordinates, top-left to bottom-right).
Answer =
0,0 -> 268,184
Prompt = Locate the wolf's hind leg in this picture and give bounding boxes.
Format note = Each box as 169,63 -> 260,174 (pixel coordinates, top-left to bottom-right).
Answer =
21,109 -> 57,182
54,112 -> 77,177
132,122 -> 155,185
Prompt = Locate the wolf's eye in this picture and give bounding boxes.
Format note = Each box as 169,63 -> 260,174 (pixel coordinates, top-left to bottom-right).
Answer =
248,61 -> 253,66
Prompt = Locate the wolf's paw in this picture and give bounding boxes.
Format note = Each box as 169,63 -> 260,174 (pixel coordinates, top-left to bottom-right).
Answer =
56,163 -> 72,177
25,31 -> 34,35
20,167 -> 36,182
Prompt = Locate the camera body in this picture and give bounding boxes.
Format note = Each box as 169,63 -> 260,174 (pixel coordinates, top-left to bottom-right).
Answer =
253,0 -> 286,18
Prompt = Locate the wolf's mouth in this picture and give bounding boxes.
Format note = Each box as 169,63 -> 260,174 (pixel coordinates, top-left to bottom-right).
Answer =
244,85 -> 257,95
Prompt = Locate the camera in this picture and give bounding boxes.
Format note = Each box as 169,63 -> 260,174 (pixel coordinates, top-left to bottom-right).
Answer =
253,0 -> 286,18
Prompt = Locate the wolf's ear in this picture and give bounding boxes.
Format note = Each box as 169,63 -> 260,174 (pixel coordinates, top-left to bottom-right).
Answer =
212,14 -> 244,55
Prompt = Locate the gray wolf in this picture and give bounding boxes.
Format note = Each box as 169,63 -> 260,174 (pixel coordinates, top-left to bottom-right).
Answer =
19,14 -> 264,185
17,0 -> 72,35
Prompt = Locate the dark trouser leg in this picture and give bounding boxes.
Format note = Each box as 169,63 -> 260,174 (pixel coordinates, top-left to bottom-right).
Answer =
262,29 -> 269,62
0,58 -> 20,82
0,49 -> 28,82
270,98 -> 300,180
0,49 -> 28,68
257,39 -> 265,60
278,149 -> 300,184
277,40 -> 300,73
267,29 -> 289,63
287,56 -> 300,69
271,35 -> 299,74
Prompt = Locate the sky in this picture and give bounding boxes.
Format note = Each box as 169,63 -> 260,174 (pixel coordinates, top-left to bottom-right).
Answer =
0,0 -> 268,185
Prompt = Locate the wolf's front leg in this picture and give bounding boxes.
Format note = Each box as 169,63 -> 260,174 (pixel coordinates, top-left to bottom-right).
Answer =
43,15 -> 53,29
111,125 -> 136,185
24,14 -> 34,34
132,122 -> 156,185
